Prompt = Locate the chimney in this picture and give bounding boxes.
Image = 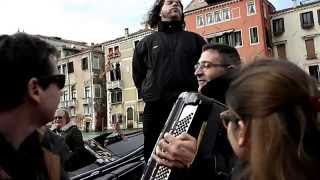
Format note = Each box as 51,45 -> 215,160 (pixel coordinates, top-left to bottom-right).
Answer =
124,28 -> 129,38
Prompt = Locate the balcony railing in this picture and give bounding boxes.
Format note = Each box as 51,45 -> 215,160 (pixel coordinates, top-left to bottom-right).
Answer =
83,97 -> 92,104
107,52 -> 121,60
107,80 -> 122,90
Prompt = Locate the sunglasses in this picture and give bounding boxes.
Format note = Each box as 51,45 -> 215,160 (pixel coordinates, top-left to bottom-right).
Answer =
220,109 -> 241,128
37,74 -> 65,90
54,116 -> 63,120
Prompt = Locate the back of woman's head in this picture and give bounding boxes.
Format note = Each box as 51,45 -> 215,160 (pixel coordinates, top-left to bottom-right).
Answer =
226,59 -> 320,180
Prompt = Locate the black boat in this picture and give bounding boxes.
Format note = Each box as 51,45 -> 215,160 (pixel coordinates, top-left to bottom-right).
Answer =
69,130 -> 145,180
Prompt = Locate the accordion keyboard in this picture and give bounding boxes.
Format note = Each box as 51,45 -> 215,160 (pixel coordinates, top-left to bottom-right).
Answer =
151,105 -> 198,180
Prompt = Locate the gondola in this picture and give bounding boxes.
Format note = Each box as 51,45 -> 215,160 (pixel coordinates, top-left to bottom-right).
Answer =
69,130 -> 145,180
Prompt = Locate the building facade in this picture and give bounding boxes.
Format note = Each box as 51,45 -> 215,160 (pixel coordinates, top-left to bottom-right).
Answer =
57,49 -> 106,132
271,1 -> 320,80
101,28 -> 153,130
184,0 -> 275,63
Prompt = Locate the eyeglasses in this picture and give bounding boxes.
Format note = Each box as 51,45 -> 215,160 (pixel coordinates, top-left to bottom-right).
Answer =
194,62 -> 231,71
220,109 -> 241,128
37,74 -> 65,90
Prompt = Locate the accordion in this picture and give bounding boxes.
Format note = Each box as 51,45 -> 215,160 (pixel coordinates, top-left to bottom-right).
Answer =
141,92 -> 226,180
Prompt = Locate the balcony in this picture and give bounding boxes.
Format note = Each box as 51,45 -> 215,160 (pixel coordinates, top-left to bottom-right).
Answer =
68,99 -> 77,107
107,52 -> 121,60
83,97 -> 93,104
107,80 -> 122,90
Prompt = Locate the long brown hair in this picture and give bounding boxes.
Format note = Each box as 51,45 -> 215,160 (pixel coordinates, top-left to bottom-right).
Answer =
226,59 -> 320,180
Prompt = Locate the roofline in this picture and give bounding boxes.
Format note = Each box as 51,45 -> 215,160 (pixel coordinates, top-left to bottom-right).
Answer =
272,0 -> 320,17
100,29 -> 154,46
184,0 -> 241,15
60,49 -> 104,60
36,34 -> 88,46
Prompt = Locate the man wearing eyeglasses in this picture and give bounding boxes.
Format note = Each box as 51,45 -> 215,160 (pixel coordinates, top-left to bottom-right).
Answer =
154,44 -> 241,180
132,0 -> 206,163
0,33 -> 69,179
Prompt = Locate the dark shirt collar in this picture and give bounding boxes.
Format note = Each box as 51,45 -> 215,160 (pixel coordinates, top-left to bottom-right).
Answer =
158,21 -> 184,32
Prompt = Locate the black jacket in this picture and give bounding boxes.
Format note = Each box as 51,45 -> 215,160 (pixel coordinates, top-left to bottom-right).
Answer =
132,21 -> 206,103
178,69 -> 239,180
0,129 -> 70,180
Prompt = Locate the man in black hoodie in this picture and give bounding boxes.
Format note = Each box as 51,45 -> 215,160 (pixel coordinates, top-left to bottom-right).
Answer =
154,44 -> 241,180
132,0 -> 206,162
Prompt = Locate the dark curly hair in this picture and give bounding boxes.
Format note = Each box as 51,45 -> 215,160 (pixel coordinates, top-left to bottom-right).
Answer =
147,0 -> 185,29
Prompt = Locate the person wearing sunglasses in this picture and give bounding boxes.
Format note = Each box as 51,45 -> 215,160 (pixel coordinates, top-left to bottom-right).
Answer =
153,44 -> 241,180
221,59 -> 320,180
0,33 -> 68,180
53,108 -> 96,171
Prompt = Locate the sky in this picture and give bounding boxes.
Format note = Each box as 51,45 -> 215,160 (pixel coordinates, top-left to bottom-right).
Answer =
0,0 -> 297,44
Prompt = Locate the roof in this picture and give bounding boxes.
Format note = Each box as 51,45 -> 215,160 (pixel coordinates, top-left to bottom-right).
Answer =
36,34 -> 88,46
100,29 -> 154,46
272,0 -> 320,16
184,0 -> 239,13
184,0 -> 275,14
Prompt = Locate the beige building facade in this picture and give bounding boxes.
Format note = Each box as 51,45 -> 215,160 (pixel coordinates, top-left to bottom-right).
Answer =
57,49 -> 106,131
271,1 -> 320,80
101,28 -> 153,130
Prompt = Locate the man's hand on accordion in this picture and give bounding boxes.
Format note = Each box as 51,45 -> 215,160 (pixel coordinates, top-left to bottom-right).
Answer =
152,132 -> 197,168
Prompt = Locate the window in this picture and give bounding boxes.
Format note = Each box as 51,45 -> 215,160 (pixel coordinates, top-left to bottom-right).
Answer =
57,65 -> 61,74
111,89 -> 122,104
234,31 -> 242,47
63,90 -> 68,101
67,62 -> 74,73
81,57 -> 88,70
272,18 -> 285,36
249,27 -> 259,44
110,63 -> 121,81
309,65 -> 320,81
247,0 -> 256,15
214,11 -> 221,23
92,56 -> 100,69
196,15 -> 204,27
300,11 -> 314,29
276,44 -> 287,60
208,30 -> 242,48
108,47 -> 113,54
114,46 -> 119,53
318,9 -> 320,25
62,64 -> 67,75
84,86 -> 91,98
83,104 -> 91,115
137,89 -> 142,99
115,63 -> 121,80
206,13 -> 213,24
305,38 -> 317,59
222,9 -> 230,21
138,112 -> 143,123
70,107 -> 76,116
71,85 -> 77,99
94,85 -> 101,98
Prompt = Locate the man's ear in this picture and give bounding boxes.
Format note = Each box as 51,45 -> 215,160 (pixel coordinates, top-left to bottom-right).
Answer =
237,120 -> 248,147
27,78 -> 41,104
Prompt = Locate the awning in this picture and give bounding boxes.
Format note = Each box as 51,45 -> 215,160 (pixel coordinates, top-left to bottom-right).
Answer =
206,29 -> 235,38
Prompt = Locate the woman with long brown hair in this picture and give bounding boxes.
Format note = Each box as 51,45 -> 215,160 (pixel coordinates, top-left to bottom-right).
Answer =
220,59 -> 320,180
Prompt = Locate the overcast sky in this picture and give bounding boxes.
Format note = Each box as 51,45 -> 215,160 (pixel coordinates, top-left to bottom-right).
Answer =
0,0 -> 296,44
